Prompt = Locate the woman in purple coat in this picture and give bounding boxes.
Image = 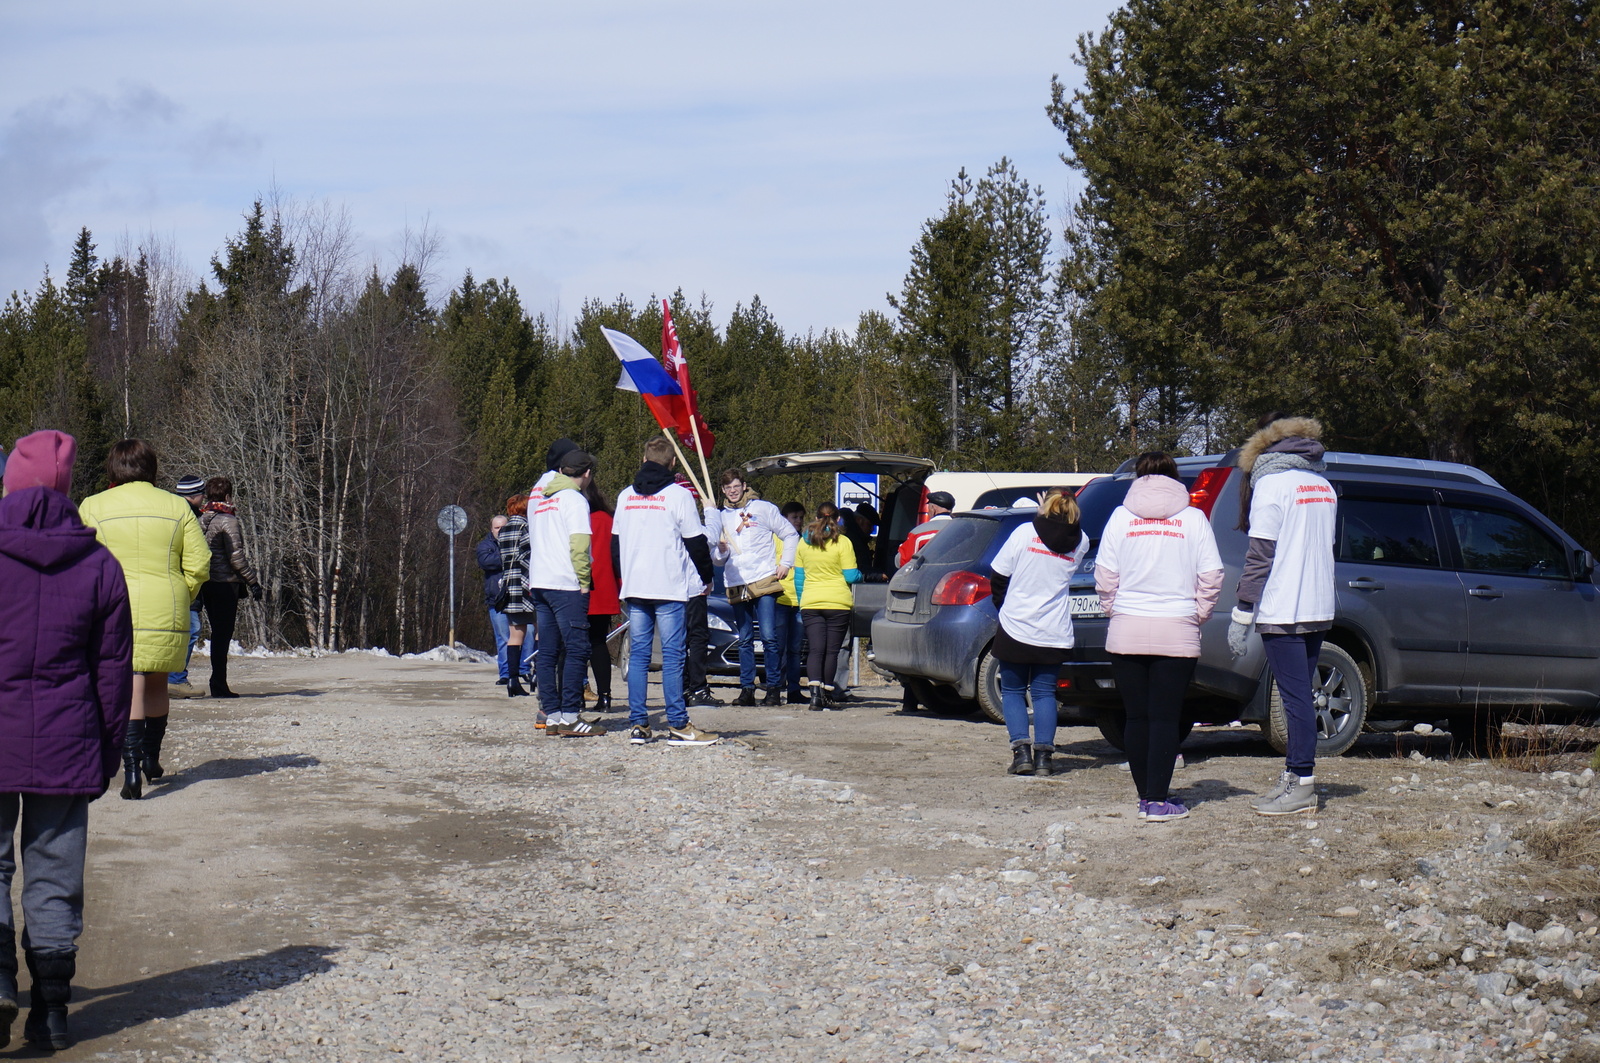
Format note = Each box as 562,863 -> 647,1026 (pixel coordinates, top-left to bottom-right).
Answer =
0,431 -> 133,1051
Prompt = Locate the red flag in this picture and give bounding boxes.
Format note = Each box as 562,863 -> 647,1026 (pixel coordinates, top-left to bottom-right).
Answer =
662,300 -> 715,456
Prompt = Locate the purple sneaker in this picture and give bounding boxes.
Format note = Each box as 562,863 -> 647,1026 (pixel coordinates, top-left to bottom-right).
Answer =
1144,799 -> 1190,822
1137,799 -> 1149,820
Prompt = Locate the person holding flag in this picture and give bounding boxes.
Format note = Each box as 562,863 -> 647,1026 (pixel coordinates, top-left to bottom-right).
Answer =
708,470 -> 799,705
612,437 -> 720,746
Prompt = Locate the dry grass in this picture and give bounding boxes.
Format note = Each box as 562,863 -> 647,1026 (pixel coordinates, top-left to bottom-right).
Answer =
1493,720 -> 1600,772
1524,810 -> 1600,867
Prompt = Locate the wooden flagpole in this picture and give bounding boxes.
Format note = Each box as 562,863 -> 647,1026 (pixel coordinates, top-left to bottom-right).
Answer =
664,432 -> 708,502
687,418 -> 715,513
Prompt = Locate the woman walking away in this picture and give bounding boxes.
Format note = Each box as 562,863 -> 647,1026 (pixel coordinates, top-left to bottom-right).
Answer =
1229,416 -> 1337,816
79,440 -> 208,800
989,488 -> 1085,777
794,509 -> 861,710
497,494 -> 534,701
1096,453 -> 1224,821
0,431 -> 132,1050
197,477 -> 264,699
584,475 -> 619,713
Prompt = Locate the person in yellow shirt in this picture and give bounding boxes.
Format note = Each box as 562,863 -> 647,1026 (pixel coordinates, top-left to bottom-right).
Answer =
794,511 -> 861,710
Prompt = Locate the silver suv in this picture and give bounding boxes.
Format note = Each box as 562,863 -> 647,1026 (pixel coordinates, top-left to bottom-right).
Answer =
1064,452 -> 1600,756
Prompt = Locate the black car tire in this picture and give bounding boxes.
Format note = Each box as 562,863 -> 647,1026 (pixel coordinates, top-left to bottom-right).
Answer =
616,630 -> 631,684
976,651 -> 1005,725
1094,712 -> 1194,753
1266,642 -> 1369,758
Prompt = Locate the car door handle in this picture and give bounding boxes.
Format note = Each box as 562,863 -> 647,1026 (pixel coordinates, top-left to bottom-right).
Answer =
1347,578 -> 1384,590
1467,587 -> 1504,599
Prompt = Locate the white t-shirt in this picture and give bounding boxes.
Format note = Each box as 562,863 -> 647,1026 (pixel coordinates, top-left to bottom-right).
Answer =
1096,505 -> 1223,617
529,469 -> 556,505
1249,469 -> 1337,625
989,522 -> 1085,649
710,498 -> 799,587
614,481 -> 706,601
527,485 -> 591,591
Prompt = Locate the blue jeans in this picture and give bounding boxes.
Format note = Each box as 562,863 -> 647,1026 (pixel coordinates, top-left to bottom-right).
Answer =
771,603 -> 804,693
628,599 -> 687,729
1262,632 -> 1325,776
730,592 -> 781,689
998,660 -> 1059,749
488,607 -> 511,680
532,588 -> 591,717
170,604 -> 202,685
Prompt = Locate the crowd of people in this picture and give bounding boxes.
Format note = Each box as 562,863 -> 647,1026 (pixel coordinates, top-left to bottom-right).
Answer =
0,417 -> 1334,1049
0,431 -> 267,1050
476,435 -> 896,742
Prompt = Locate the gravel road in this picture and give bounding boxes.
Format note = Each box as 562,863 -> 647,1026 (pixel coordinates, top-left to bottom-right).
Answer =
49,654 -> 1600,1062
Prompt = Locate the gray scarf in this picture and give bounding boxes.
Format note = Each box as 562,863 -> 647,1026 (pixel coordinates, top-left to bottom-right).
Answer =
1251,451 -> 1326,482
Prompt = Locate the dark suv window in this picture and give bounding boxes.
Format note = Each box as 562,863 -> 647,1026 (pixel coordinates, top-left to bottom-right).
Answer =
1446,506 -> 1569,580
1338,499 -> 1440,567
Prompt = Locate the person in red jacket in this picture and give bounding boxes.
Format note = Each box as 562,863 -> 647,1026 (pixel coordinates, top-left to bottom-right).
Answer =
584,477 -> 620,713
0,431 -> 133,1051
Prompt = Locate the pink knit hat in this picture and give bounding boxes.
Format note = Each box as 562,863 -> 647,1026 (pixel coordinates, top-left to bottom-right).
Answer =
4,430 -> 77,494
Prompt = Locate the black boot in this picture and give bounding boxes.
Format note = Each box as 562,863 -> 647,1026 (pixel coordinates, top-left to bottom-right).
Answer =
506,674 -> 529,698
22,951 -> 72,1051
1032,747 -> 1054,777
0,925 -> 17,1049
809,686 -> 826,712
209,656 -> 237,698
825,687 -> 846,710
1007,744 -> 1033,775
593,693 -> 611,713
760,687 -> 783,707
143,714 -> 168,780
121,719 -> 145,800
735,686 -> 757,706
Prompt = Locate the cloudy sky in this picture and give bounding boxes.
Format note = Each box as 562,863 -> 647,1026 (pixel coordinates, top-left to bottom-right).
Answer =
1,1 -> 1118,333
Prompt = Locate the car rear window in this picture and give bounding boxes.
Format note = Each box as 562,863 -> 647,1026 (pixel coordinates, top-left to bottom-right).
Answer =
1075,474 -> 1201,539
916,516 -> 1003,565
971,486 -> 1077,510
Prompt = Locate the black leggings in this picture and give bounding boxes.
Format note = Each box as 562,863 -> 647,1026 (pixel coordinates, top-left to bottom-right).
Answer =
1110,654 -> 1197,803
588,614 -> 613,696
201,582 -> 240,692
802,610 -> 850,690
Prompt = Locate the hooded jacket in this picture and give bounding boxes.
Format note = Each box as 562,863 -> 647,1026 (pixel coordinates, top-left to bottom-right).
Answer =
527,472 -> 593,591
1095,475 -> 1224,657
0,487 -> 133,794
1235,418 -> 1336,632
79,480 -> 209,672
610,462 -> 713,595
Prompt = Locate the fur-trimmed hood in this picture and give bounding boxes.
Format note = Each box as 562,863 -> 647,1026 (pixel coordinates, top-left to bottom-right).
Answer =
1238,417 -> 1323,473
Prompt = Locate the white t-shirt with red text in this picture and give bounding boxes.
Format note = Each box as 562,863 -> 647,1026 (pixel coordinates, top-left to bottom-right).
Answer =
527,485 -> 591,591
1249,469 -> 1337,625
989,522 -> 1085,649
1096,505 -> 1223,617
614,482 -> 706,601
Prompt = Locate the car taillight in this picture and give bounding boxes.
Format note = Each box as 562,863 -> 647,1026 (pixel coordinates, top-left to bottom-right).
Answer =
1188,466 -> 1233,517
931,570 -> 992,606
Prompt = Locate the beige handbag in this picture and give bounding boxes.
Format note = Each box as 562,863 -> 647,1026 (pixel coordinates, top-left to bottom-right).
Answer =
726,574 -> 784,604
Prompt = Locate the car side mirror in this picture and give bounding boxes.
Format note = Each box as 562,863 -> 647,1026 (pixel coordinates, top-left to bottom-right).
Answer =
1575,549 -> 1595,580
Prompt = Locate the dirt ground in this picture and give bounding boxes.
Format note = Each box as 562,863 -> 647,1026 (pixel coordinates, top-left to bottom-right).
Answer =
29,652 -> 1597,1059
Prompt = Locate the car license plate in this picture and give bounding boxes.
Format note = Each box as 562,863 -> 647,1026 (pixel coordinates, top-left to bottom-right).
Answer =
1069,594 -> 1105,618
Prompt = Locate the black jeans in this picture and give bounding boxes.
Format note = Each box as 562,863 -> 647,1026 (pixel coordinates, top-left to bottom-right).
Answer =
1111,654 -> 1197,803
683,593 -> 709,693
588,614 -> 613,697
802,610 -> 850,690
201,582 -> 240,693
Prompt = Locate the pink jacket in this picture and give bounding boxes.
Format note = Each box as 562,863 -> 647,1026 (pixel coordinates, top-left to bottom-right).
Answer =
1095,476 -> 1224,657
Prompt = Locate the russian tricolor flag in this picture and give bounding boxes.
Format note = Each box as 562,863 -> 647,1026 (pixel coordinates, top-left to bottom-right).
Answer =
602,326 -> 698,445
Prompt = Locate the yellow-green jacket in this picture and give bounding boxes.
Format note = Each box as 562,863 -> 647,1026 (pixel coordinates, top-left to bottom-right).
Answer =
79,482 -> 209,672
